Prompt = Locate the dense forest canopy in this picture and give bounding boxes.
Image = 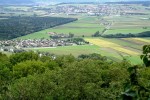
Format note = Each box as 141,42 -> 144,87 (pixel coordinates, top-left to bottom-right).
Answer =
0,16 -> 77,40
0,45 -> 150,99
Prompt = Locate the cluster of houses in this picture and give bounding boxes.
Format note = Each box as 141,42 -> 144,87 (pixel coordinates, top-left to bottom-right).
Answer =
0,38 -> 87,53
48,32 -> 74,39
46,4 -> 141,16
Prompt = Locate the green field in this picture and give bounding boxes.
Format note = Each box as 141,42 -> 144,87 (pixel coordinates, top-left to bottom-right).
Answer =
26,44 -> 142,65
26,45 -> 101,56
104,28 -> 150,35
26,44 -> 125,61
103,15 -> 150,35
17,16 -> 104,39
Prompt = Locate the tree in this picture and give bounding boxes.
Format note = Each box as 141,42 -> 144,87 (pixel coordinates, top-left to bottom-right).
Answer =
140,45 -> 150,67
0,53 -> 12,98
13,60 -> 46,79
118,66 -> 150,100
55,54 -> 75,67
6,72 -> 57,100
69,32 -> 74,38
92,31 -> 100,37
78,53 -> 107,61
9,51 -> 39,65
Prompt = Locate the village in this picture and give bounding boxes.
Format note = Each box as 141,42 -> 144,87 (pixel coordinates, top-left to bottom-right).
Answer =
0,33 -> 88,53
44,4 -> 142,16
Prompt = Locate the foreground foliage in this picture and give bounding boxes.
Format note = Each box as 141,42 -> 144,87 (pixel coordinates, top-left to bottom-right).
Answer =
0,50 -> 150,99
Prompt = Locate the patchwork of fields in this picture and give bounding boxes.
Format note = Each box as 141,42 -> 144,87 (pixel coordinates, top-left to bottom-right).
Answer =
85,38 -> 140,55
26,37 -> 150,64
17,14 -> 150,64
17,14 -> 150,40
103,15 -> 150,35
85,37 -> 150,64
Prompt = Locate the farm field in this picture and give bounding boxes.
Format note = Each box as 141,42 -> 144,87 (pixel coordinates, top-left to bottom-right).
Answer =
26,45 -> 124,61
17,16 -> 105,39
25,37 -> 150,64
26,45 -> 102,57
85,38 -> 140,55
103,15 -> 150,35
84,37 -> 150,64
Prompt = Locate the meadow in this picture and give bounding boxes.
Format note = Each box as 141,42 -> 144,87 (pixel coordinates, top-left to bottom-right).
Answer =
26,44 -> 124,62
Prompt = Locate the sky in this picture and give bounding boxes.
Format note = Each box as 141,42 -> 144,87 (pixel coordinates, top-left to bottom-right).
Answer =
0,0 -> 149,4
35,0 -> 150,4
37,0 -> 149,2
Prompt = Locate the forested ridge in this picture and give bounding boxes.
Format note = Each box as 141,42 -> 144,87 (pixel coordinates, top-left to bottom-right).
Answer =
0,16 -> 77,40
0,45 -> 150,99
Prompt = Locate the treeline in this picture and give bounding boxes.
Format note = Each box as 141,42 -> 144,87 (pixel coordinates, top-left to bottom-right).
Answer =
93,31 -> 150,38
102,31 -> 150,38
0,50 -> 150,99
0,16 -> 77,40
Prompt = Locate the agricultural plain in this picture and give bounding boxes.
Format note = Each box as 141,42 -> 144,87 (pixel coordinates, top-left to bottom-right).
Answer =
1,4 -> 150,64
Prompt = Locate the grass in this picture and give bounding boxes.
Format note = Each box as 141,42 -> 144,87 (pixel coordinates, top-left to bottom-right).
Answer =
16,30 -> 51,40
25,44 -> 143,64
26,44 -> 124,61
125,56 -> 143,65
26,45 -> 101,57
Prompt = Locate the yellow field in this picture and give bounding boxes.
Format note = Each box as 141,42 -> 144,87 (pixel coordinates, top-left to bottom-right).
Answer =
130,38 -> 150,43
123,38 -> 150,44
85,38 -> 139,55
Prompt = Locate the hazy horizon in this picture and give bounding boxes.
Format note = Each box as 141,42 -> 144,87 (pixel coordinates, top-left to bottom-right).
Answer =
0,0 -> 149,4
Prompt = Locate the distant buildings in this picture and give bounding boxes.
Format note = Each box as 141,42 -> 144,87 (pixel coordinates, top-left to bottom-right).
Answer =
46,4 -> 139,16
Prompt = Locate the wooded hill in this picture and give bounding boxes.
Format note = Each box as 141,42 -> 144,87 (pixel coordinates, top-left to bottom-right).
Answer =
0,16 -> 77,40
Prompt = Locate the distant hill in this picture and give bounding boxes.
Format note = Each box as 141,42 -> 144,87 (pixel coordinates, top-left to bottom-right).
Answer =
106,1 -> 150,4
105,1 -> 150,6
0,0 -> 33,5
